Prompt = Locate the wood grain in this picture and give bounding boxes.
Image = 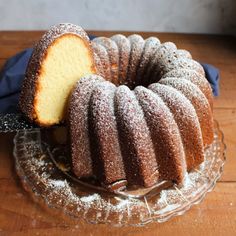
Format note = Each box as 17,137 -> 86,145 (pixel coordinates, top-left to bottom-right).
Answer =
0,30 -> 235,235
213,108 -> 236,182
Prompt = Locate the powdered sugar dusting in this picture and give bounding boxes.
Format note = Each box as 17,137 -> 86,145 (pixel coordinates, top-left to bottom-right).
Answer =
69,75 -> 105,177
48,179 -> 67,188
91,42 -> 112,80
93,37 -> 119,84
162,69 -> 213,109
134,86 -> 187,182
115,85 -> 158,187
148,83 -> 204,170
176,49 -> 192,59
159,77 -> 214,146
90,81 -> 126,186
92,50 -> 105,77
110,34 -> 131,85
161,57 -> 205,76
147,42 -> 177,84
159,77 -> 210,108
126,35 -> 145,88
137,37 -> 161,86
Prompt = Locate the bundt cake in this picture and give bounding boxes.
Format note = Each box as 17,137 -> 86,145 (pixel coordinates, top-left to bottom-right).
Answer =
69,33 -> 214,190
20,24 -> 214,191
19,23 -> 97,126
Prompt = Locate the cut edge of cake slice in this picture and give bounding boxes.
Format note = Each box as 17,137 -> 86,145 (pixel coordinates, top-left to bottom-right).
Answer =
19,23 -> 97,126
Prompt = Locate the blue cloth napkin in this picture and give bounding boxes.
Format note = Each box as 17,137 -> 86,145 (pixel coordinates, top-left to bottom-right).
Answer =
201,63 -> 220,96
0,39 -> 220,114
0,48 -> 33,114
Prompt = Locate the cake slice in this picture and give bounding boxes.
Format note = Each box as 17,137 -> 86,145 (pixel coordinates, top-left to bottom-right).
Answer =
19,23 -> 97,126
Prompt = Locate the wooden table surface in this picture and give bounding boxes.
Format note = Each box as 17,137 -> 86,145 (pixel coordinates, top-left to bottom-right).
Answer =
0,31 -> 235,236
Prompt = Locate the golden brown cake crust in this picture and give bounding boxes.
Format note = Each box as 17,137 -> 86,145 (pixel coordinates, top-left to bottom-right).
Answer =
19,23 -> 95,126
69,75 -> 105,178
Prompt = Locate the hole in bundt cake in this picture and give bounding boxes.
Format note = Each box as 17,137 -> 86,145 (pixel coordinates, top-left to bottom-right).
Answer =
91,36 -> 184,90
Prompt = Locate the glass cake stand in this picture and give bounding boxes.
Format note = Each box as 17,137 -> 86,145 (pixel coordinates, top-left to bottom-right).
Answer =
13,120 -> 226,226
